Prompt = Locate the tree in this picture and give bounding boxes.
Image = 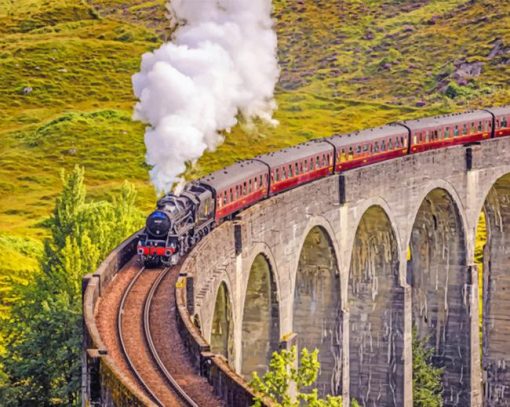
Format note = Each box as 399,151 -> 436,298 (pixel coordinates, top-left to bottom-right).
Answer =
249,346 -> 344,407
413,330 -> 443,407
0,166 -> 144,406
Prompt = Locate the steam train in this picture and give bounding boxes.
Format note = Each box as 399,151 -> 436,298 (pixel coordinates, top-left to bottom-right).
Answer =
138,106 -> 510,267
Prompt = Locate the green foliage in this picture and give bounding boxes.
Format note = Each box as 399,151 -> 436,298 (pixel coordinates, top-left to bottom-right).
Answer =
413,330 -> 443,407
250,346 -> 343,407
0,166 -> 143,405
475,213 -> 487,335
1,0 -> 509,243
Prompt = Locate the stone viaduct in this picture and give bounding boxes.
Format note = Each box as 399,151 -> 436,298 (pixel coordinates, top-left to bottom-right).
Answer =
181,137 -> 510,407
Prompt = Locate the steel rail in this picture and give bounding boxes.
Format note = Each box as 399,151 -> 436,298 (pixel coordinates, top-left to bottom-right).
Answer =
144,267 -> 199,407
117,266 -> 164,407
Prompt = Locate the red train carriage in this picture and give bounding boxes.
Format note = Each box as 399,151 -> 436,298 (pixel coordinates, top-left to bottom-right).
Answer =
401,110 -> 493,154
199,160 -> 269,223
487,106 -> 510,138
327,125 -> 409,172
255,141 -> 335,196
139,105 -> 510,268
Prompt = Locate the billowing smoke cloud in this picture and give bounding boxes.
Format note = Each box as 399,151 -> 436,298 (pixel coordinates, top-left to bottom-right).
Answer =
132,0 -> 279,193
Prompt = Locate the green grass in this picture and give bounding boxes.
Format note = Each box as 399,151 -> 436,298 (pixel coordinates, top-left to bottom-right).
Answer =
0,0 -> 508,330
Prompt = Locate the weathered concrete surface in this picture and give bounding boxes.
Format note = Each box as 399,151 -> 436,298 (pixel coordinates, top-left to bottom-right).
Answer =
349,206 -> 403,406
293,226 -> 342,396
409,188 -> 470,406
183,137 -> 510,406
483,174 -> 510,406
241,254 -> 279,379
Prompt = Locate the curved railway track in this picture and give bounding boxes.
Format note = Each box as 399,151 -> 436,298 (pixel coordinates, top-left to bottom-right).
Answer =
117,266 -> 199,407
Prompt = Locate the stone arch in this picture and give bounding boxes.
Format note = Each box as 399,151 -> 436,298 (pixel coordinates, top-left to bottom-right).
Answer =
210,281 -> 234,365
293,225 -> 342,397
241,253 -> 280,378
479,172 -> 510,405
343,195 -> 404,278
407,187 -> 469,406
293,216 -> 341,282
406,179 -> 469,259
242,242 -> 281,307
348,205 -> 403,406
471,165 -> 510,229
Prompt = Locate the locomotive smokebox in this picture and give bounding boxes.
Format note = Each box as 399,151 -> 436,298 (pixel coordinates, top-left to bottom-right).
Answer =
146,210 -> 171,237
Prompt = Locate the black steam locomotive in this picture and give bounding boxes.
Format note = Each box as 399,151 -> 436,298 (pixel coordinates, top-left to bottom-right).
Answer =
138,106 -> 510,267
138,183 -> 215,266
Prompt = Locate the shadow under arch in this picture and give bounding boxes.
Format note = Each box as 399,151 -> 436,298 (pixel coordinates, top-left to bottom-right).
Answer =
241,253 -> 280,379
348,205 -> 403,406
293,225 -> 342,397
407,187 -> 469,406
479,172 -> 510,404
210,281 -> 234,366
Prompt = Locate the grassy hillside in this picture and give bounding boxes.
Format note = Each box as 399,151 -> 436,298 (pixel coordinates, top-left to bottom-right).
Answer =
0,0 -> 508,302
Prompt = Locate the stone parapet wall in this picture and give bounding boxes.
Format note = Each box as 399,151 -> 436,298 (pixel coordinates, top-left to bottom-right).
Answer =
82,232 -> 153,407
175,272 -> 273,407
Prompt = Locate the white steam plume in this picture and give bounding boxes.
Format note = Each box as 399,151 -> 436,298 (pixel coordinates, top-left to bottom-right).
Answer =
132,0 -> 280,193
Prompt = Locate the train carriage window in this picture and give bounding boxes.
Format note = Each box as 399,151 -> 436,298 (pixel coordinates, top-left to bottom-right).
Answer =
329,154 -> 333,165
356,145 -> 361,155
248,180 -> 252,193
463,124 -> 468,135
254,177 -> 258,189
260,175 -> 263,187
454,125 -> 459,136
433,130 -> 438,140
445,127 -> 450,138
478,121 -> 483,132
374,142 -> 379,153
502,117 -> 508,128
388,139 -> 393,150
288,164 -> 293,177
348,147 -> 353,160
223,191 -> 227,205
316,156 -> 320,167
497,119 -> 501,129
243,182 -> 247,195
401,136 -> 406,147
425,131 -> 430,143
275,169 -> 280,181
381,140 -> 386,151
230,189 -> 233,202
363,144 -> 369,153
295,162 -> 299,175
